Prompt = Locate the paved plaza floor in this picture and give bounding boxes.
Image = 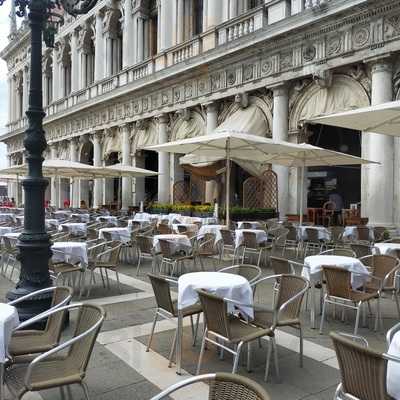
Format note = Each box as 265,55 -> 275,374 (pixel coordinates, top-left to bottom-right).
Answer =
0,248 -> 397,400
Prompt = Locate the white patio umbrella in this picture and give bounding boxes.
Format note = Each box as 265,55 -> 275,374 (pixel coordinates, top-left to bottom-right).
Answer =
307,100 -> 400,136
104,163 -> 158,177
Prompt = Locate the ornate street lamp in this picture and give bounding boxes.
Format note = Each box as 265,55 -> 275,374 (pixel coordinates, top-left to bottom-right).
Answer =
1,0 -> 97,319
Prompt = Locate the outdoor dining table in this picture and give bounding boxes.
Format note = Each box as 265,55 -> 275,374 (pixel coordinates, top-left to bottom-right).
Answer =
98,227 -> 131,243
297,225 -> 331,241
96,215 -> 118,226
374,243 -> 400,257
175,271 -> 254,374
58,223 -> 87,236
171,223 -> 199,234
71,213 -> 90,222
178,216 -> 217,225
51,241 -> 88,266
237,221 -> 263,229
0,227 -> 14,237
197,225 -> 227,243
302,255 -> 370,329
387,330 -> 400,399
0,214 -> 15,223
343,226 -> 374,241
3,232 -> 20,241
45,218 -> 60,229
153,234 -> 192,254
235,229 -> 268,249
52,210 -> 71,219
0,303 -> 19,400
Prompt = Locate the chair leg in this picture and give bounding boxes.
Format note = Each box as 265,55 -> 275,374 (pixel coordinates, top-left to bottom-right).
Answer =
394,291 -> 400,319
115,269 -> 122,294
146,312 -> 158,352
272,337 -> 281,382
374,298 -> 381,332
264,337 -> 272,382
299,325 -> 303,368
232,342 -> 243,374
246,341 -> 252,373
354,303 -> 361,336
80,382 -> 90,400
196,330 -> 207,375
136,253 -> 142,276
193,313 -> 200,347
319,296 -> 327,334
168,328 -> 178,368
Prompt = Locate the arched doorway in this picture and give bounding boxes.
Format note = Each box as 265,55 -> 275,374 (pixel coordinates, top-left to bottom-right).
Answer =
104,152 -> 120,208
290,73 -> 370,214
80,141 -> 94,208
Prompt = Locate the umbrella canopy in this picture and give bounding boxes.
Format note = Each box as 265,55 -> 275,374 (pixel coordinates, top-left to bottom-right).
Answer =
145,132 -> 377,224
104,163 -> 158,178
307,100 -> 400,136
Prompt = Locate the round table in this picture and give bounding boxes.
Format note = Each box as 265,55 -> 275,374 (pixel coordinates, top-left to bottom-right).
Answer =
58,223 -> 87,236
98,227 -> 131,243
153,234 -> 192,254
235,229 -> 268,249
374,243 -> 400,257
343,226 -> 374,241
198,225 -> 227,243
52,242 -> 88,265
297,226 -> 331,241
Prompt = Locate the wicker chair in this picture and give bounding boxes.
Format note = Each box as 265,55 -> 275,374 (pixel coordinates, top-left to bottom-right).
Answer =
350,243 -> 371,258
385,237 -> 400,244
331,331 -> 400,400
8,287 -> 73,363
241,231 -> 270,268
150,373 -> 270,400
360,255 -> 400,330
328,226 -> 345,247
146,274 -> 201,365
219,229 -> 237,262
304,228 -> 324,255
158,239 -> 195,276
241,222 -> 253,229
356,226 -> 371,242
196,290 -> 272,375
282,225 -> 300,257
195,233 -> 221,271
374,227 -> 387,242
86,241 -> 122,297
158,223 -> 172,235
5,304 -> 105,400
320,266 -> 380,335
136,235 -> 156,275
319,248 -> 356,257
251,275 -> 309,381
2,236 -> 18,279
269,256 -> 296,302
218,264 -> 262,285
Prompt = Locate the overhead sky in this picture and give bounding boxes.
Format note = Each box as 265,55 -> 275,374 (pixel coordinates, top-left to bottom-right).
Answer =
0,5 -> 11,169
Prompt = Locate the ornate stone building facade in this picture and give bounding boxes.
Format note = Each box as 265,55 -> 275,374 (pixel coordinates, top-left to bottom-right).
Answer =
3,0 -> 400,225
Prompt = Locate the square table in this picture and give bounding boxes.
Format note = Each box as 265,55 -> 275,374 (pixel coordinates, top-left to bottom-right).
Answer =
302,255 -> 370,329
96,216 -> 118,226
153,234 -> 192,254
0,227 -> 14,237
98,227 -> 131,243
71,213 -> 90,222
237,221 -> 263,229
343,226 -> 374,241
175,271 -> 254,374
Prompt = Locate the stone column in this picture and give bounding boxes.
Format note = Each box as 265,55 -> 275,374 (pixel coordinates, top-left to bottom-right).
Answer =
93,131 -> 103,208
362,60 -> 394,225
157,115 -> 170,203
121,124 -> 132,210
176,0 -> 184,44
52,48 -> 59,100
204,102 -> 219,203
159,0 -> 174,51
70,138 -> 80,208
204,0 -> 223,29
122,0 -> 134,68
94,10 -> 105,81
7,77 -> 12,123
70,30 -> 79,93
272,84 -> 289,219
50,145 -> 59,207
136,15 -> 145,62
22,67 -> 28,114
229,0 -> 238,19
105,33 -> 113,77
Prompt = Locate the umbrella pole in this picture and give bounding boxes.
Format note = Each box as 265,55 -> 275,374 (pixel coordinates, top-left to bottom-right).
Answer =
226,139 -> 231,227
16,174 -> 19,207
299,165 -> 305,225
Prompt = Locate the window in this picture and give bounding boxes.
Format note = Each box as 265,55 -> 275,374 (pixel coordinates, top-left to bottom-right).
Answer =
193,0 -> 204,36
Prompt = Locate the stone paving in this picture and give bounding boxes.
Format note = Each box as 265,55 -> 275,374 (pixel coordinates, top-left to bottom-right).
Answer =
0,247 -> 398,400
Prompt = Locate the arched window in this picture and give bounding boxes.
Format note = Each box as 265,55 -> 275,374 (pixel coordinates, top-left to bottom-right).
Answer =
105,9 -> 123,75
81,28 -> 95,87
147,0 -> 158,57
44,56 -> 53,105
61,41 -> 72,97
193,0 -> 204,36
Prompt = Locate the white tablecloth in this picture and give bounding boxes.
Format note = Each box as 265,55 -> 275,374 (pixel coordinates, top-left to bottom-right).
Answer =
153,234 -> 192,254
343,226 -> 374,241
52,211 -> 71,219
0,227 -> 14,237
52,241 -> 88,265
172,223 -> 199,234
45,219 -> 60,229
237,221 -> 262,229
198,225 -> 227,243
0,214 -> 15,223
0,304 -> 19,363
302,255 -> 369,289
98,227 -> 131,243
178,272 -> 254,318
71,213 -> 90,222
3,232 -> 20,241
235,229 -> 268,249
96,216 -> 118,226
374,243 -> 400,257
58,223 -> 87,235
297,226 -> 331,241
178,216 -> 217,225
387,331 -> 400,399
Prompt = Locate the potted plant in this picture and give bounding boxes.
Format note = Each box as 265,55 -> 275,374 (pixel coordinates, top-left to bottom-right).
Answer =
171,204 -> 193,216
192,205 -> 214,217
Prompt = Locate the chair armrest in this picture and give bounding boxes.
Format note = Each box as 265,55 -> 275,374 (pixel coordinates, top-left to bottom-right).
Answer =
276,281 -> 309,322
336,332 -> 369,347
8,286 -> 57,306
250,274 -> 282,288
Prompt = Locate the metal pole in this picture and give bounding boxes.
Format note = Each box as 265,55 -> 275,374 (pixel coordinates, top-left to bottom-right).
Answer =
6,2 -> 52,319
299,165 -> 305,225
226,139 -> 231,227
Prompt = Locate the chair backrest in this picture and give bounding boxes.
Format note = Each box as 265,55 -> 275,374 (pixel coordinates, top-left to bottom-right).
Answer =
242,231 -> 258,248
357,226 -> 370,241
198,233 -> 216,254
374,227 -> 387,242
158,224 -> 172,235
219,265 -> 261,284
330,226 -> 344,242
137,235 -> 153,254
287,226 -> 297,241
197,289 -> 231,339
360,255 -> 398,285
323,201 -> 335,214
305,228 -> 319,243
102,231 -> 113,241
330,332 -> 391,400
322,266 -> 351,299
220,229 -> 234,246
68,304 -> 105,375
274,275 -> 308,321
320,248 -> 356,257
130,221 -> 141,230
148,274 -> 175,315
266,219 -> 279,230
350,243 -> 371,258
270,256 -> 292,275
177,225 -> 187,234
241,222 -> 253,229
158,239 -> 175,257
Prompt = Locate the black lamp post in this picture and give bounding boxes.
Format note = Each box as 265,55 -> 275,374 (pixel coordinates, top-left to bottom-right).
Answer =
2,0 -> 97,320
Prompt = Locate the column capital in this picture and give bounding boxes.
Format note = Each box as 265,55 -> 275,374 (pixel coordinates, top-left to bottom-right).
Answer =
120,123 -> 131,133
269,82 -> 289,97
156,114 -> 169,124
202,101 -> 218,113
364,55 -> 393,73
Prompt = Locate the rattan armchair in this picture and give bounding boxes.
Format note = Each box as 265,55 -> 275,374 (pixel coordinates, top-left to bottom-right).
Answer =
304,228 -> 324,255
8,286 -> 73,364
158,239 -> 195,276
360,255 -> 400,331
150,373 -> 270,400
2,236 -> 18,280
350,243 -> 371,258
136,234 -> 156,275
219,229 -> 238,263
241,231 -> 270,268
319,248 -> 356,257
196,290 -> 272,375
5,304 -> 105,400
282,225 -> 300,257
146,274 -> 201,366
356,226 -> 371,243
331,331 -> 400,400
195,233 -> 221,271
218,265 -> 262,285
320,266 -> 379,335
251,275 -> 309,381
